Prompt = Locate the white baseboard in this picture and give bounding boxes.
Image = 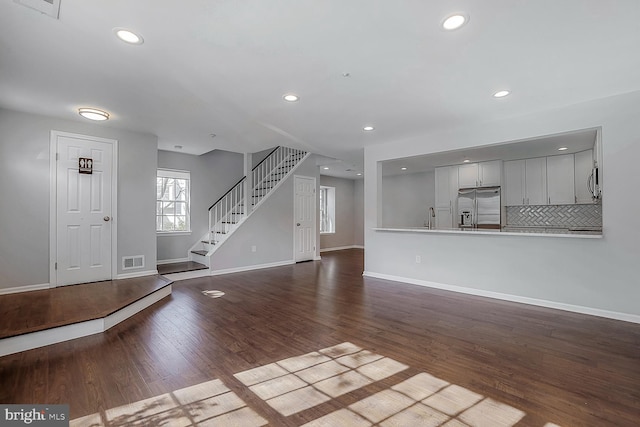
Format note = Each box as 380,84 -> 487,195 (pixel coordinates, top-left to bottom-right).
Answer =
320,245 -> 364,253
117,269 -> 159,280
0,283 -> 50,295
0,285 -> 171,357
362,271 -> 640,325
157,257 -> 190,265
161,269 -> 212,282
210,260 -> 295,276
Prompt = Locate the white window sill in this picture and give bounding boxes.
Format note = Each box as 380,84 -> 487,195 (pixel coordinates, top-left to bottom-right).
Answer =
320,232 -> 335,235
157,231 -> 192,236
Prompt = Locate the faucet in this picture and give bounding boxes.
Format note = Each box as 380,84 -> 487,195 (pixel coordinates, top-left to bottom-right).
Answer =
427,207 -> 435,229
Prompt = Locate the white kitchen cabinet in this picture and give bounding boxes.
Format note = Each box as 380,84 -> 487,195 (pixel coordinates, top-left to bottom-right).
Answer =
458,161 -> 501,188
504,160 -> 525,205
574,149 -> 594,204
479,160 -> 502,187
435,166 -> 458,229
547,154 -> 575,205
458,163 -> 478,188
504,158 -> 547,206
525,157 -> 548,205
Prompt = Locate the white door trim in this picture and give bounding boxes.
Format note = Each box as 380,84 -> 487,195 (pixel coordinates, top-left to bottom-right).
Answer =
49,131 -> 118,287
293,175 -> 317,262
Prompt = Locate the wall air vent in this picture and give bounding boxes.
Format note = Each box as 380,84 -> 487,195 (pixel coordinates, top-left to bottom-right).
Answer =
122,255 -> 145,270
14,0 -> 61,19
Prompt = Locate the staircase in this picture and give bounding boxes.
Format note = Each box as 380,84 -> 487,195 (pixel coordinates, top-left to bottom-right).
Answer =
189,146 -> 308,267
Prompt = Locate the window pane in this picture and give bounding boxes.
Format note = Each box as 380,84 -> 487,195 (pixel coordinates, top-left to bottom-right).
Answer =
156,216 -> 163,231
174,202 -> 187,215
162,215 -> 175,231
156,201 -> 163,216
175,179 -> 187,201
156,178 -> 164,199
162,201 -> 176,215
175,216 -> 187,231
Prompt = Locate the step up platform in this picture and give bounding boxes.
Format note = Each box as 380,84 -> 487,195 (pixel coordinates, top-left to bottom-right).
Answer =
157,261 -> 208,275
0,275 -> 172,357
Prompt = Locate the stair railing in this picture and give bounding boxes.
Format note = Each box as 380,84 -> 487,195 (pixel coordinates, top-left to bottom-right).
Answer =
206,146 -> 307,247
252,146 -> 306,206
207,176 -> 246,245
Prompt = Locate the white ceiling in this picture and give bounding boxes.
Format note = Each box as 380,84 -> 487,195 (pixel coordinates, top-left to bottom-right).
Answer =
1,1 -> 639,178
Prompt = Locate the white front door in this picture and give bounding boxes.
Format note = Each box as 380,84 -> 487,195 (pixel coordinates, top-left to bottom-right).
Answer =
294,175 -> 316,262
52,132 -> 116,286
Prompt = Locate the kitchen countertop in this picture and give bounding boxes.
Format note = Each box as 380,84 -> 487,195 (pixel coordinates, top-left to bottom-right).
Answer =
373,226 -> 603,239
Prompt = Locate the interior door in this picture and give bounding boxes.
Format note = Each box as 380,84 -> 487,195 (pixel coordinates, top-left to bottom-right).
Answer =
54,132 -> 115,286
294,175 -> 316,262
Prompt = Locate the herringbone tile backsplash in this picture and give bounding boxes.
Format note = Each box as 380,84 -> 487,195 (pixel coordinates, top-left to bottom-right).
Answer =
506,204 -> 602,228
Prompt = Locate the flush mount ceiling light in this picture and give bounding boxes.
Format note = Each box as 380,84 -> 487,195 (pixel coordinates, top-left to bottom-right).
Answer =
363,126 -> 375,131
463,159 -> 471,163
493,90 -> 511,98
356,173 -> 362,176
401,167 -> 408,171
442,14 -> 468,30
78,108 -> 109,121
323,167 -> 329,170
558,147 -> 568,151
283,94 -> 299,102
114,28 -> 144,45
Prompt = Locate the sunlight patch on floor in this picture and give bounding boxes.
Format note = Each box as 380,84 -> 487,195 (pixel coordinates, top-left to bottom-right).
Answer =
70,379 -> 267,427
71,342 -> 560,427
234,342 -> 409,416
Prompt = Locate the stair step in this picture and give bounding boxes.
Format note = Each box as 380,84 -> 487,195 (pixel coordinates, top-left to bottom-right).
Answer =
191,250 -> 208,256
201,240 -> 218,245
221,221 -> 237,224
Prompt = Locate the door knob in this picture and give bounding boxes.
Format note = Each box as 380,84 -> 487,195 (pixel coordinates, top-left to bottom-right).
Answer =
296,223 -> 301,226
104,216 -> 111,222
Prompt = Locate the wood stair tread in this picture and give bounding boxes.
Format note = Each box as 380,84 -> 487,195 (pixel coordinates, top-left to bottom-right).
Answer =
191,250 -> 208,256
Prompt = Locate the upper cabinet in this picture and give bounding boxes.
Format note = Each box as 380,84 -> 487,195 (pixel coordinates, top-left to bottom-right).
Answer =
458,160 -> 501,188
574,149 -> 594,204
504,158 -> 547,206
547,154 -> 575,205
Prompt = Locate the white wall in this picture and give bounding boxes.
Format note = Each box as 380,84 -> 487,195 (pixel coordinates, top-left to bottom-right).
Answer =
157,149 -> 244,262
353,179 -> 364,246
381,171 -> 435,228
210,155 -> 320,270
0,108 -> 158,290
364,91 -> 640,320
320,175 -> 364,250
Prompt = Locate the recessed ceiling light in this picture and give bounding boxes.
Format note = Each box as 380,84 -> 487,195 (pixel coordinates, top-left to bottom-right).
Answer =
283,94 -> 299,102
558,147 -> 568,151
401,167 -> 408,171
363,126 -> 375,131
442,14 -> 468,30
463,159 -> 471,163
356,173 -> 362,176
114,28 -> 144,45
323,167 -> 329,170
78,108 -> 109,121
493,90 -> 511,98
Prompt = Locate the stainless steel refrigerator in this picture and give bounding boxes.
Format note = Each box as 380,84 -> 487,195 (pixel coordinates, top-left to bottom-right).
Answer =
457,186 -> 501,229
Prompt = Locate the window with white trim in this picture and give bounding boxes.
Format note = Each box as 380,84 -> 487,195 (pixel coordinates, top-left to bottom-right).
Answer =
320,186 -> 335,234
156,169 -> 191,233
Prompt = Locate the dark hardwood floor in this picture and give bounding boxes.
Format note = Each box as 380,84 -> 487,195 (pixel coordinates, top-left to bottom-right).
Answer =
157,261 -> 208,275
1,249 -> 638,426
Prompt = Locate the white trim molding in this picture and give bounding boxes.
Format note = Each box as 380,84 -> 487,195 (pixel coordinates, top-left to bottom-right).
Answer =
157,257 -> 190,265
49,131 -> 118,287
320,245 -> 364,253
116,269 -> 159,280
362,271 -> 640,325
0,283 -> 50,295
211,260 -> 295,276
